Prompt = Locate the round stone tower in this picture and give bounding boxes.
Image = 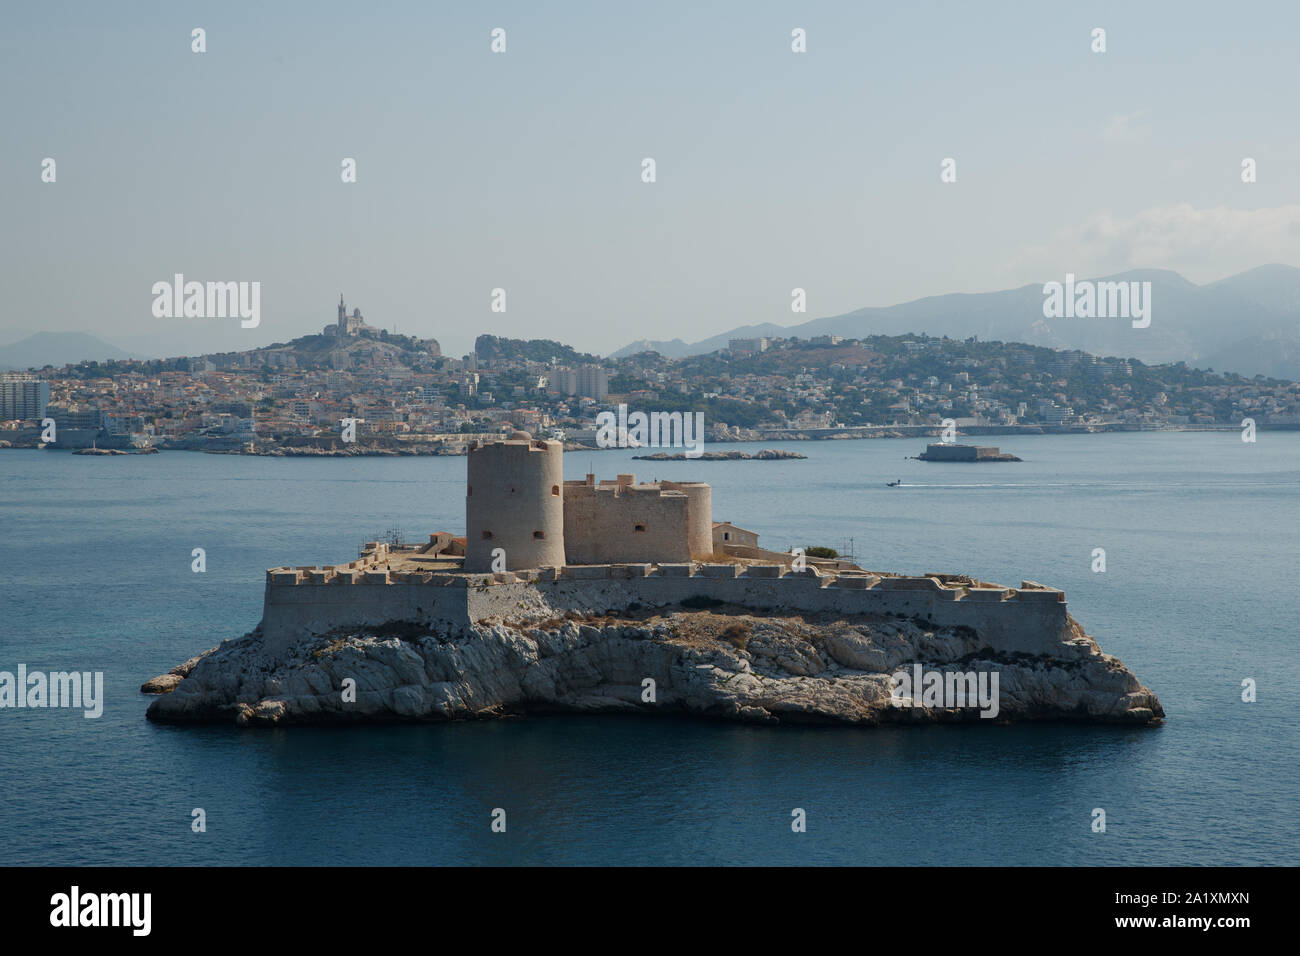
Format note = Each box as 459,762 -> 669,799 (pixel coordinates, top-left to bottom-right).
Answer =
660,480 -> 713,559
465,430 -> 566,572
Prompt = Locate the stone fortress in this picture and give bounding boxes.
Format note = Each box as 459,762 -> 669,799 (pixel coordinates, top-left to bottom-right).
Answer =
148,428 -> 1162,726
465,430 -> 713,570
258,430 -> 1075,657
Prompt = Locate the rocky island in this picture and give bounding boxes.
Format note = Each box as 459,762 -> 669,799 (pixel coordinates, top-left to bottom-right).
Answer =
144,432 -> 1161,728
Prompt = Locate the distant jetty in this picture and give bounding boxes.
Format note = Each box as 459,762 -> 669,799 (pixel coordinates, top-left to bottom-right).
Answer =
914,443 -> 1021,462
72,446 -> 158,456
632,449 -> 806,461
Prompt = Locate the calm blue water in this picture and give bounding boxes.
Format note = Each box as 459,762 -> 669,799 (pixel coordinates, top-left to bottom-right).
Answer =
0,432 -> 1296,865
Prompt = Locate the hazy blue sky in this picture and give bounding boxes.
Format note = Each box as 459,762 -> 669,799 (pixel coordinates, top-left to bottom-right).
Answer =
4,0 -> 1299,358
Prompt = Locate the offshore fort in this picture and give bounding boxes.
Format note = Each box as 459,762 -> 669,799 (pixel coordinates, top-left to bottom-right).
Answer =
914,442 -> 1022,462
145,431 -> 1163,727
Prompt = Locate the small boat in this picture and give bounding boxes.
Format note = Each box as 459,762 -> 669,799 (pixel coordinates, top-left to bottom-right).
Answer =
886,479 -> 902,487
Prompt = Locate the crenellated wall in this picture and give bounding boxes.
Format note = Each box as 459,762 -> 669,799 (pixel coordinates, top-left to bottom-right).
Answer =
258,561 -> 1071,658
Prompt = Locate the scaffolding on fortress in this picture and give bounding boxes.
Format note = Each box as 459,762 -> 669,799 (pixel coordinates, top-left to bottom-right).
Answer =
359,526 -> 408,556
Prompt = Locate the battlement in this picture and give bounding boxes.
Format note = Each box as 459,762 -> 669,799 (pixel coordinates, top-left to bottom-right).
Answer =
467,436 -> 556,456
265,558 -> 1063,602
259,557 -> 1068,658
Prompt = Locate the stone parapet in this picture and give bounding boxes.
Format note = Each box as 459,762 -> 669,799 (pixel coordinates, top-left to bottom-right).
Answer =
1012,587 -> 1065,603
610,564 -> 653,579
830,574 -> 875,589
657,564 -> 694,577
879,575 -> 942,592
258,559 -> 1071,658
564,565 -> 612,579
698,563 -> 741,578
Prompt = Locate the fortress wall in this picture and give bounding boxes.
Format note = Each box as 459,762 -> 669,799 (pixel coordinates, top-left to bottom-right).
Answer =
259,575 -> 474,657
510,574 -> 1069,656
258,567 -> 1071,659
563,485 -> 694,565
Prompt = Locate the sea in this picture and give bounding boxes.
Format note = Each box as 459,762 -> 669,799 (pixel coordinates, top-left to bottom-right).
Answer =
0,431 -> 1296,866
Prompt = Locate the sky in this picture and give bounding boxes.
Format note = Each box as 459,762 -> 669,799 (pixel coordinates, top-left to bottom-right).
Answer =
3,0 -> 1300,359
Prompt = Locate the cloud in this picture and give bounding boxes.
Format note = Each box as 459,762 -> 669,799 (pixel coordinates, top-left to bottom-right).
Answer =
1101,109 -> 1151,142
1006,203 -> 1300,282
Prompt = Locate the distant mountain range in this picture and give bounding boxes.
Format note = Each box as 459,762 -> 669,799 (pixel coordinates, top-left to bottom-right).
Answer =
6,265 -> 1300,379
612,264 -> 1300,380
0,332 -> 134,371
0,327 -> 303,370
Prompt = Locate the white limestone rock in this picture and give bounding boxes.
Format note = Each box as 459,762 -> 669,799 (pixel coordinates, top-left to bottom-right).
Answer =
144,608 -> 1163,728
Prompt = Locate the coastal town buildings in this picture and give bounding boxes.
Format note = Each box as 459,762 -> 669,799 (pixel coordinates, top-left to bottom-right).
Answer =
4,301 -> 1300,451
0,374 -> 49,421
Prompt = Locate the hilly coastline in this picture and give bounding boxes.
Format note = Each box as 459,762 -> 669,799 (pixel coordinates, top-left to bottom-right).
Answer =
613,265 -> 1300,380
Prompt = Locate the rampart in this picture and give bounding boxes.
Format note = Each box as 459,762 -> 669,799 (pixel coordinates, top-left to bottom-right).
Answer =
258,557 -> 1072,658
